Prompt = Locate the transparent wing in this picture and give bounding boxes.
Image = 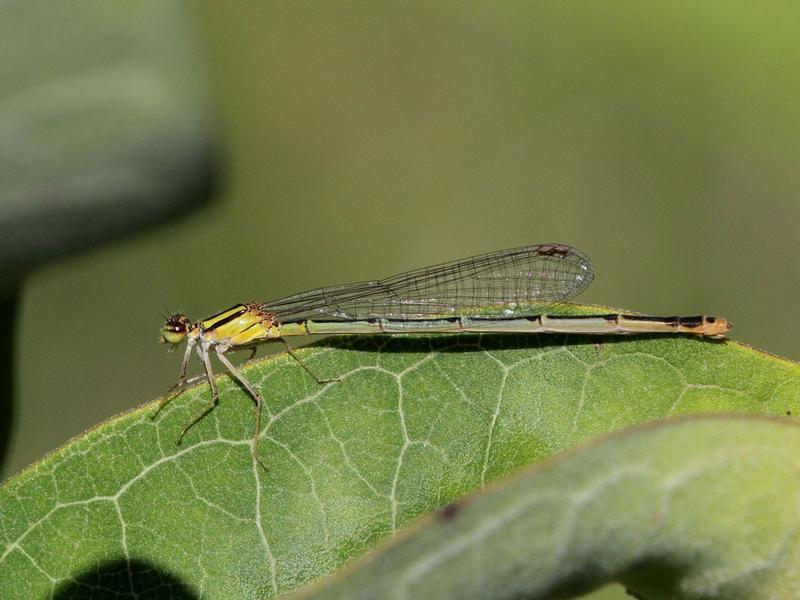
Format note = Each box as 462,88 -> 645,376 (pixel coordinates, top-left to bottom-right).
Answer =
262,244 -> 594,322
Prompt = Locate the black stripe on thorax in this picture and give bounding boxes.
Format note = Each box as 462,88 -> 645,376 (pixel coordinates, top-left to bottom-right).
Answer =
205,304 -> 248,331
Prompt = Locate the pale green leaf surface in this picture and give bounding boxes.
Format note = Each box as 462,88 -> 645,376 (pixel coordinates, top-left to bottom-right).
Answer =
294,416 -> 800,600
1,307 -> 797,598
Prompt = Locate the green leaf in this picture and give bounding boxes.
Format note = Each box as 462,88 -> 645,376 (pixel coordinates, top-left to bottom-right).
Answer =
293,416 -> 800,600
1,308 -> 797,598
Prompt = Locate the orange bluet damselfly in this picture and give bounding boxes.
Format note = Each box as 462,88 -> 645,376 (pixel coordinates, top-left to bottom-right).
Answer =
155,244 -> 730,470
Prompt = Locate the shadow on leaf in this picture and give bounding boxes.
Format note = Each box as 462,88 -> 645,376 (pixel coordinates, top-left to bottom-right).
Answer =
315,329 -> 723,355
53,557 -> 198,600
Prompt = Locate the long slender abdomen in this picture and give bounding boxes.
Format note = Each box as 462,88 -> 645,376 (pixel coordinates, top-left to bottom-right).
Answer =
289,314 -> 730,339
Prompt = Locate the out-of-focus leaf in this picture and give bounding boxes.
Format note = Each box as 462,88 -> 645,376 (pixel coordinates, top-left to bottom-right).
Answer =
0,1 -> 214,285
294,416 -> 800,600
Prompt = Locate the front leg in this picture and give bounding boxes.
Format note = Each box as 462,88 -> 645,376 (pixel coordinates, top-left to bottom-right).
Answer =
177,340 -> 220,444
152,337 -> 195,419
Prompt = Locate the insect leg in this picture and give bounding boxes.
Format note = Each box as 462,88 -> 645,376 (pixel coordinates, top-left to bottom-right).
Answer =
215,348 -> 269,472
177,340 -> 220,444
280,338 -> 340,384
153,337 -> 195,419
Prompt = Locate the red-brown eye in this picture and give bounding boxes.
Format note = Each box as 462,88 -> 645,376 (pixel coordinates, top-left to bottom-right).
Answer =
161,314 -> 190,344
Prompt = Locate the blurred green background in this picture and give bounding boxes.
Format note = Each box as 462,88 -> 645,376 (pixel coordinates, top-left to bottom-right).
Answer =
5,4 -> 798,589
9,0 -> 800,480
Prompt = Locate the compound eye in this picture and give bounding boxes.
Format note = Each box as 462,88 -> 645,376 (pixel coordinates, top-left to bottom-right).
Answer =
161,314 -> 189,345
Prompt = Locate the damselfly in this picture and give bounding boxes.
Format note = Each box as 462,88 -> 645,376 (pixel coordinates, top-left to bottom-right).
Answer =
155,244 -> 730,469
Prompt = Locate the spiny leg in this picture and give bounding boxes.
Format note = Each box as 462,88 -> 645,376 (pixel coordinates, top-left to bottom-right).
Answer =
152,338 -> 195,419
280,338 -> 340,384
215,349 -> 269,471
177,342 -> 220,444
